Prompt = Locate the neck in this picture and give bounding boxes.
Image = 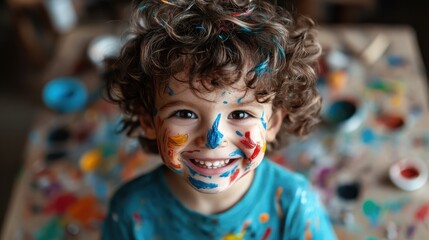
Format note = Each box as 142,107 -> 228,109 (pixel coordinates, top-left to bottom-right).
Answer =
163,167 -> 255,215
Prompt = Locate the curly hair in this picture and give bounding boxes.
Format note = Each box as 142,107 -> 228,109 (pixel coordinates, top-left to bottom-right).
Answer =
104,0 -> 322,154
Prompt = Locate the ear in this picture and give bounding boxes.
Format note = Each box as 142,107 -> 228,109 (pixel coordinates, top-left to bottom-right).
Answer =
265,110 -> 285,142
139,114 -> 157,140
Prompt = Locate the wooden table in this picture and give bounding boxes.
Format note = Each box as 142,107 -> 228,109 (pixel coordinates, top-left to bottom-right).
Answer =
2,25 -> 429,240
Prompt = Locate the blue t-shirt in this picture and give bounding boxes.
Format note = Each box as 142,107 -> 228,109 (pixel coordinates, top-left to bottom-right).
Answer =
101,159 -> 336,239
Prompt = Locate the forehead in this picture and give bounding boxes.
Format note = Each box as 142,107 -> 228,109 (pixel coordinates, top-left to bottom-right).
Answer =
160,71 -> 255,102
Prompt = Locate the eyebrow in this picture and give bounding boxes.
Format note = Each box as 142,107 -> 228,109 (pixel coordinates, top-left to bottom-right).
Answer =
159,100 -> 194,111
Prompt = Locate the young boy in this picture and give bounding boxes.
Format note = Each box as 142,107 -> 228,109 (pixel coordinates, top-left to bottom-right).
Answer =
102,0 -> 336,239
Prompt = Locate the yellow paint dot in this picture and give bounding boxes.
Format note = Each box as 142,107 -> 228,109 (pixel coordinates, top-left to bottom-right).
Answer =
259,213 -> 269,223
80,149 -> 102,172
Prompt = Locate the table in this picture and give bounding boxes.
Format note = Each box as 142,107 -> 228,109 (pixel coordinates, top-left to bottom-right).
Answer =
2,25 -> 429,240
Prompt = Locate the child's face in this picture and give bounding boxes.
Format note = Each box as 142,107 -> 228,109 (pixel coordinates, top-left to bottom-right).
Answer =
143,74 -> 282,194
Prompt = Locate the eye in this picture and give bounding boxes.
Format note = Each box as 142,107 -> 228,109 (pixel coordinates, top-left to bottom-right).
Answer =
172,110 -> 197,119
228,111 -> 252,119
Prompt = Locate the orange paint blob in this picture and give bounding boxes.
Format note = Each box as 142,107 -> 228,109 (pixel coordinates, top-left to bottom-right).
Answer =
259,213 -> 270,223
168,134 -> 188,148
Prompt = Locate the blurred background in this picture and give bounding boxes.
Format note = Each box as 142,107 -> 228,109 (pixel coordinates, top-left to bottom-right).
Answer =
1,0 -> 429,238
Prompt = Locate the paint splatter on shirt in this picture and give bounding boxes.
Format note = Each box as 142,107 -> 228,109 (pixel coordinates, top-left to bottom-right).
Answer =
101,160 -> 336,240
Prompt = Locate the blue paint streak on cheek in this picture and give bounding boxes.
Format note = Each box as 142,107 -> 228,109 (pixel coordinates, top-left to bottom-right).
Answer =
184,162 -> 197,176
260,111 -> 267,130
235,131 -> 243,137
206,114 -> 224,149
229,149 -> 246,158
188,176 -> 218,189
237,97 -> 243,104
184,162 -> 211,178
220,165 -> 238,178
223,101 -> 228,104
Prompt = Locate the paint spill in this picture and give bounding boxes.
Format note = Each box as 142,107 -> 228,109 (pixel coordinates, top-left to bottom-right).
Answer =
414,203 -> 429,222
362,199 -> 382,226
188,177 -> 218,189
206,114 -> 224,149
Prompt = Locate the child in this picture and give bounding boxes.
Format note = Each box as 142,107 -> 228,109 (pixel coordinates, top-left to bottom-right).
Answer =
102,0 -> 336,239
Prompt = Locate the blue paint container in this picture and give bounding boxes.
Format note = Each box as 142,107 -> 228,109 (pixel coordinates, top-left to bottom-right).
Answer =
42,77 -> 88,113
324,98 -> 364,132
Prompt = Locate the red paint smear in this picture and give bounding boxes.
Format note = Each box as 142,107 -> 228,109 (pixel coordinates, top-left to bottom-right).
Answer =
249,144 -> 261,161
44,193 -> 78,214
262,227 -> 272,240
133,212 -> 142,223
414,204 -> 429,222
401,167 -> 420,179
377,114 -> 404,130
240,131 -> 256,149
230,169 -> 240,183
185,150 -> 200,153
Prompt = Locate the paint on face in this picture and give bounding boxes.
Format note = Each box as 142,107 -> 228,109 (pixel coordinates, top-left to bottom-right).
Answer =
235,130 -> 243,137
164,84 -> 174,96
230,168 -> 240,183
220,165 -> 238,178
168,134 -> 188,148
206,114 -> 224,149
223,101 -> 228,104
184,162 -> 211,178
229,149 -> 246,158
249,144 -> 262,161
240,131 -> 257,149
260,111 -> 267,130
237,97 -> 243,104
188,176 -> 218,190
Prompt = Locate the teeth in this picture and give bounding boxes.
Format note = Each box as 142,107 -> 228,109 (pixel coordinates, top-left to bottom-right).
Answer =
193,159 -> 231,169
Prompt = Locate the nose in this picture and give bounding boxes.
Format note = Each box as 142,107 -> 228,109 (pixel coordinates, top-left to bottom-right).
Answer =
195,114 -> 228,149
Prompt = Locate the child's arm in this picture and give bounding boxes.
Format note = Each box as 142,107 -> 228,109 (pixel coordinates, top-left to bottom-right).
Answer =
283,180 -> 337,240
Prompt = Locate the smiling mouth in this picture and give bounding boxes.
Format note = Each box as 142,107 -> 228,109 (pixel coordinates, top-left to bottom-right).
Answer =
190,158 -> 237,169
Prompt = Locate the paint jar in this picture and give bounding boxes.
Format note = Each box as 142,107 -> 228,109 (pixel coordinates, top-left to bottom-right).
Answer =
389,158 -> 428,191
323,97 -> 365,133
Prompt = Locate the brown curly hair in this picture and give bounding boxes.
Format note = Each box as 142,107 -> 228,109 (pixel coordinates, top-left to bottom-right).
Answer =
104,0 -> 322,154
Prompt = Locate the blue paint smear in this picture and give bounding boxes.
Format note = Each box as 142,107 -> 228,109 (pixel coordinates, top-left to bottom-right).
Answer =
237,97 -> 243,104
188,176 -> 218,189
206,114 -> 224,149
223,101 -> 228,104
235,130 -> 243,137
167,86 -> 174,96
220,165 -> 238,178
260,111 -> 267,130
184,162 -> 197,176
253,58 -> 270,76
229,149 -> 246,158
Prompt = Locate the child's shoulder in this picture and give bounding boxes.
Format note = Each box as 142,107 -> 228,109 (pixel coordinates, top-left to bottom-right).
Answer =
109,165 -> 165,207
263,159 -> 310,191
